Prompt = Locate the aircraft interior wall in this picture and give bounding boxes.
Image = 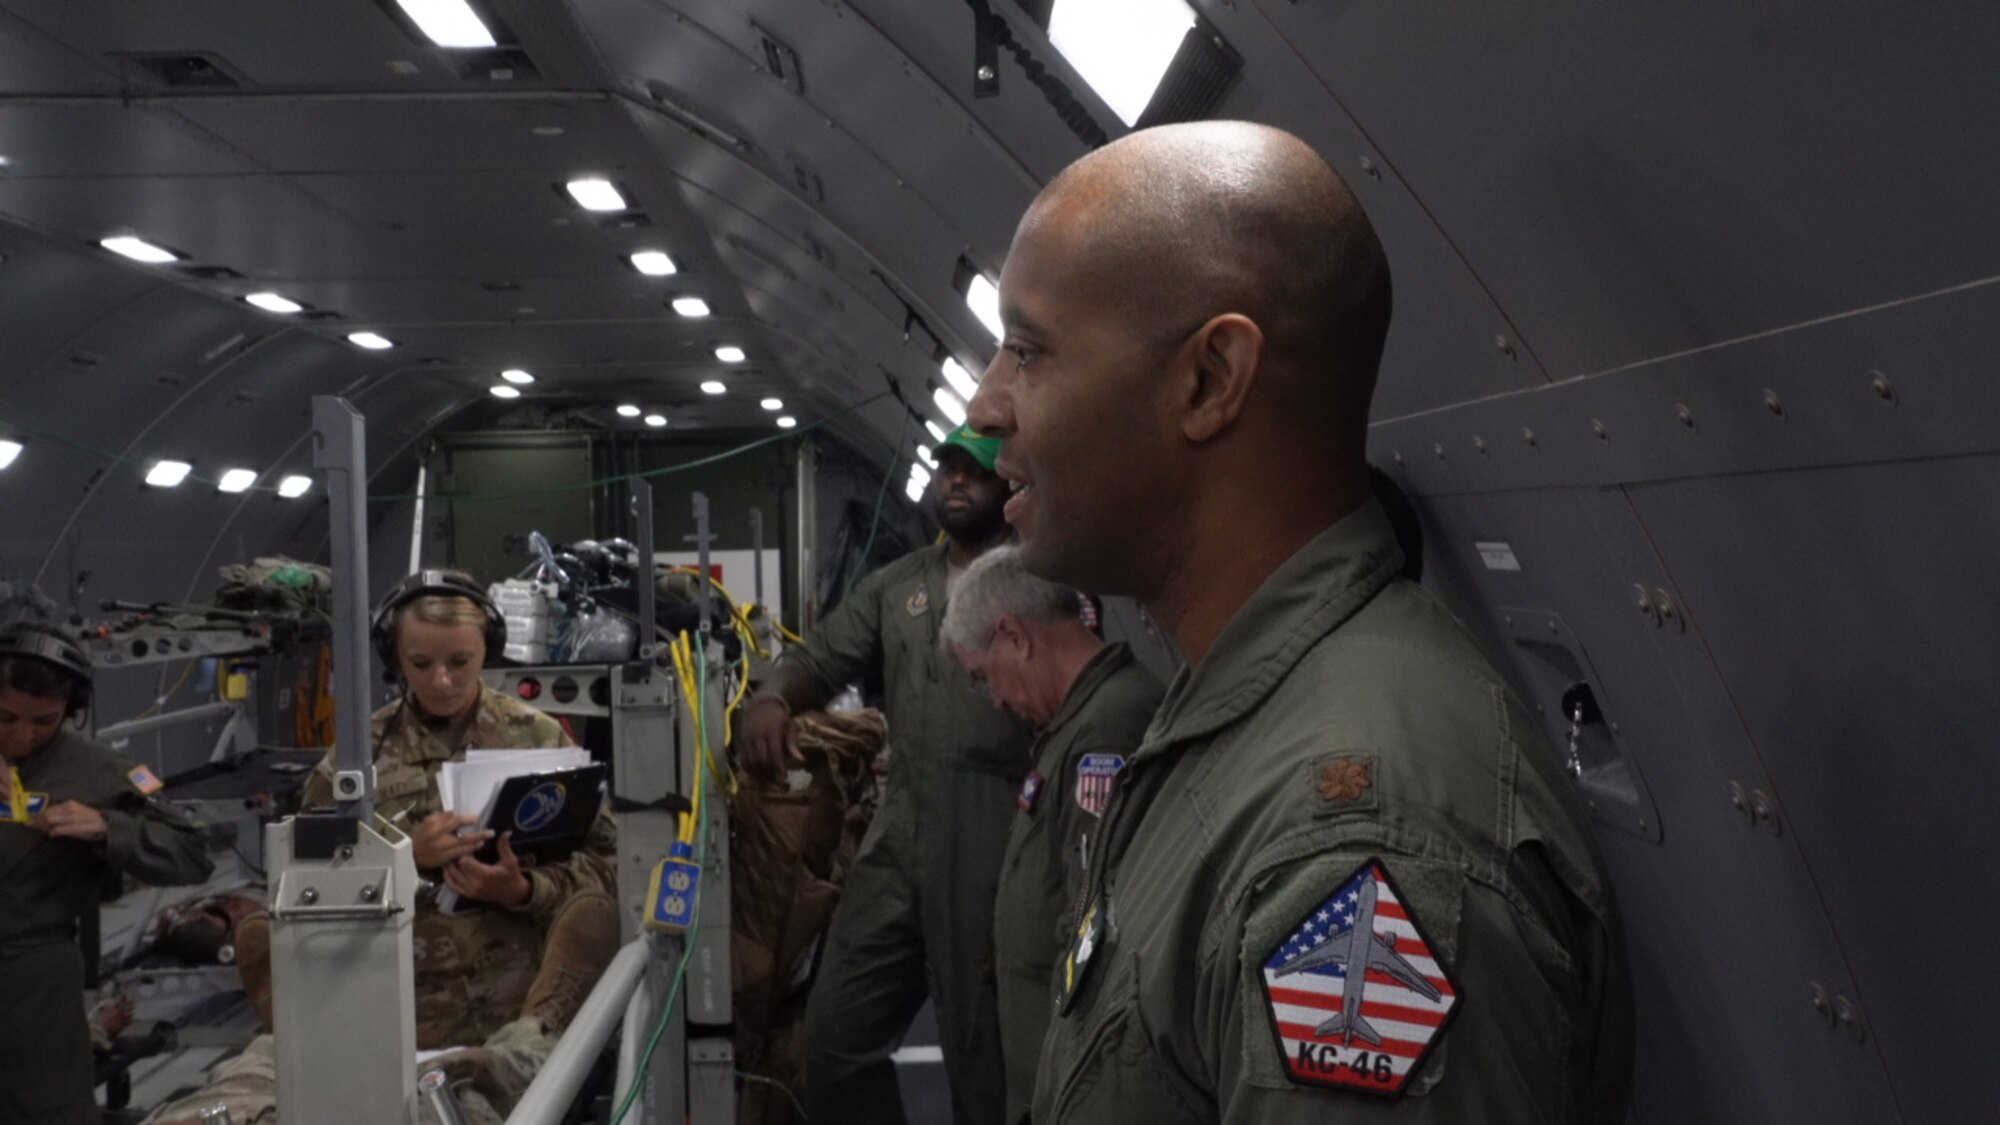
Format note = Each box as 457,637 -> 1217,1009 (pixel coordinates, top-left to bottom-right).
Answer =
0,1 -> 1993,1121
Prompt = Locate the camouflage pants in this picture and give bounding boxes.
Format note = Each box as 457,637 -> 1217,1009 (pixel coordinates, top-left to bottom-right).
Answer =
141,1017 -> 554,1125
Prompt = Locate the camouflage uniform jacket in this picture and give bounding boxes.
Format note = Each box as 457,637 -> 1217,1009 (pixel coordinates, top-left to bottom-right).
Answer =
304,687 -> 617,1045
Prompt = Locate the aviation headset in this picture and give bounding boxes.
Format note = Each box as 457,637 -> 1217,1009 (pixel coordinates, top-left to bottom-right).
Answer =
0,622 -> 95,718
369,570 -> 508,675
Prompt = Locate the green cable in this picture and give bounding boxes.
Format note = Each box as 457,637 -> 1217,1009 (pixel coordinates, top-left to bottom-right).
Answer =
846,411 -> 913,599
610,630 -> 712,1125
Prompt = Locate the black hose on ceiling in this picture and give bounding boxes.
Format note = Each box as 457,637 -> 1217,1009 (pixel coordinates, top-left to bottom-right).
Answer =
965,0 -> 1110,149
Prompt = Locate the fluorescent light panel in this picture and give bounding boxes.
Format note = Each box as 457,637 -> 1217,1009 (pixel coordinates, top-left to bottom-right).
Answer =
776,416 -> 798,429
933,386 -> 967,426
395,0 -> 497,48
645,414 -> 668,427
145,460 -> 193,488
500,368 -> 535,384
715,345 -> 746,363
348,331 -> 395,350
672,297 -> 711,318
925,420 -> 948,444
904,476 -> 926,503
245,292 -> 303,314
630,251 -> 677,276
0,440 -> 22,470
701,380 -> 726,395
916,444 -> 935,467
941,357 -> 979,402
616,404 -> 642,418
217,468 -> 258,493
565,178 -> 627,212
490,385 -> 521,399
278,475 -> 312,498
100,236 -> 179,264
1048,0 -> 1197,127
760,397 -> 783,411
965,272 -> 1003,341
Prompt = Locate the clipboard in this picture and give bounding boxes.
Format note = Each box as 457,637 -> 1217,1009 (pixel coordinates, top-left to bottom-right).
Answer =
436,762 -> 607,914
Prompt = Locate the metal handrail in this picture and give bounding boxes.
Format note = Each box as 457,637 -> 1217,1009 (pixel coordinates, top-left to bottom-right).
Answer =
505,939 -> 652,1123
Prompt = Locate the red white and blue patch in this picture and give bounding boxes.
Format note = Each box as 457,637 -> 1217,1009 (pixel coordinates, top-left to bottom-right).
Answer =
1017,770 -> 1044,813
127,764 -> 165,795
1072,753 -> 1123,818
1259,859 -> 1458,1097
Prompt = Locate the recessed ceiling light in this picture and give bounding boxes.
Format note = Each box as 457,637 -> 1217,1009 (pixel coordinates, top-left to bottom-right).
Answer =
490,384 -> 521,399
672,297 -> 711,318
916,444 -> 935,467
500,368 -> 535,385
776,416 -> 798,429
910,462 -> 933,484
565,178 -> 627,212
532,124 -> 565,136
965,272 -> 1003,340
395,0 -> 498,49
100,235 -> 180,264
348,331 -> 395,350
941,356 -> 979,401
904,476 -> 925,502
616,404 -> 642,417
629,251 -> 677,276
145,460 -> 193,488
932,386 -> 967,426
760,397 -> 783,411
245,292 -> 303,314
925,420 -> 948,443
278,475 -> 312,498
0,440 -> 22,470
701,380 -> 726,395
1048,0 -> 1198,126
715,345 -> 746,363
217,468 -> 258,493
645,413 -> 668,427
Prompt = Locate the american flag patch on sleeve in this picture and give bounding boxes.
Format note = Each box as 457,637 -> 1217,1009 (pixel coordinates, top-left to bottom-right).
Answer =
1258,859 -> 1459,1097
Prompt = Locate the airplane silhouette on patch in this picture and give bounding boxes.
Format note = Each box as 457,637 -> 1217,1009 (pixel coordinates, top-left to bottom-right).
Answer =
1259,860 -> 1459,1097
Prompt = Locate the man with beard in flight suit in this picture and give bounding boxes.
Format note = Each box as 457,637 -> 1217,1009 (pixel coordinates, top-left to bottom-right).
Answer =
0,623 -> 213,1124
739,424 -> 1036,1125
967,121 -> 1634,1124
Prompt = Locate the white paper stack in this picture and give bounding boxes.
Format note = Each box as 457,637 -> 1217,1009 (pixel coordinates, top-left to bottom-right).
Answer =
436,747 -> 591,819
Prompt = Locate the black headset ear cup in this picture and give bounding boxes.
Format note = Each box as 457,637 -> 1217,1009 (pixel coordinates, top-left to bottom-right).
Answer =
0,624 -> 94,719
369,571 -> 509,671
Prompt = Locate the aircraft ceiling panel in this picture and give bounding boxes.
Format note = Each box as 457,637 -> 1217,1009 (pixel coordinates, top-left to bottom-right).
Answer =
0,9 -> 118,94
0,0 -> 599,91
1254,1 -> 2000,384
1413,485 -> 1904,1120
0,104 -> 258,178
171,96 -> 646,176
1626,461 -> 2000,1119
0,227 -> 158,391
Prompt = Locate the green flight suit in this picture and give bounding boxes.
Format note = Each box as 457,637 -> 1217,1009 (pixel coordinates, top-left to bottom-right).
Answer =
1034,499 -> 1634,1124
790,544 -> 1038,1125
992,642 -> 1163,1125
0,729 -> 213,1125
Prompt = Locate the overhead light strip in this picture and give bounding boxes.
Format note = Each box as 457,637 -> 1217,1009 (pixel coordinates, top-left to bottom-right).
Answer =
1047,0 -> 1197,127
396,0 -> 498,49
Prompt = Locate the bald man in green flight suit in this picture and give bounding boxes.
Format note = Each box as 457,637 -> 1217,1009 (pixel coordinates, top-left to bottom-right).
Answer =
740,424 -> 1036,1125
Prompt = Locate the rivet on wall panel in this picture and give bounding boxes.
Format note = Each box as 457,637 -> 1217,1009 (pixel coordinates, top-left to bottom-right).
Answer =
1494,334 -> 1515,358
1763,390 -> 1786,420
1357,156 -> 1380,179
1749,789 -> 1781,835
1392,450 -> 1404,466
1472,436 -> 1487,456
977,64 -> 996,82
1810,982 -> 1835,1026
1676,404 -> 1696,429
1652,588 -> 1684,632
1433,443 -> 1446,460
1522,428 -> 1538,448
1870,370 -> 1898,405
1634,584 -> 1660,626
1592,419 -> 1610,442
1835,996 -> 1865,1044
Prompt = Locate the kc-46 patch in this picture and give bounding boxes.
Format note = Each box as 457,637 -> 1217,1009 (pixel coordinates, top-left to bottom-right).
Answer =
1073,753 -> 1123,818
1259,859 -> 1459,1097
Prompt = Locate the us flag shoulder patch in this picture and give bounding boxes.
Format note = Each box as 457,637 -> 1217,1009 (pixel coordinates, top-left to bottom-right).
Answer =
1259,859 -> 1459,1097
127,764 -> 165,795
1072,753 -> 1123,818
